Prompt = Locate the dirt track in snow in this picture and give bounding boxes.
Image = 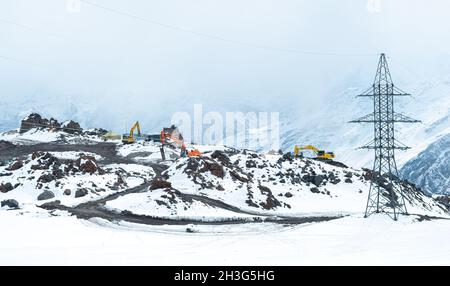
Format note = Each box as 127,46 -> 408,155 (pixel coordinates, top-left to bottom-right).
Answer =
41,180 -> 344,226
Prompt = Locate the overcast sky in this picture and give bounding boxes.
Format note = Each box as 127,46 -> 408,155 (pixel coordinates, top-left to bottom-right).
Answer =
1,0 -> 450,131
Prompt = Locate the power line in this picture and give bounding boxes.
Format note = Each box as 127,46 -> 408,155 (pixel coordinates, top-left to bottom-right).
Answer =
80,0 -> 376,57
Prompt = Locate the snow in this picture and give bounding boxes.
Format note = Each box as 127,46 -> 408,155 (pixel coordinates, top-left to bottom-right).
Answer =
2,210 -> 450,265
0,128 -> 104,145
49,151 -> 102,161
106,190 -> 258,221
0,129 -> 62,144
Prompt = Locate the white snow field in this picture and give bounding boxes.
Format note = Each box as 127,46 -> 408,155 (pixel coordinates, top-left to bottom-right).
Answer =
1,209 -> 450,265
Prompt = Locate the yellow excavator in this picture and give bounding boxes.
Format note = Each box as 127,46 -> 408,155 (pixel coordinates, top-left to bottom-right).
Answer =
122,121 -> 141,144
294,145 -> 335,160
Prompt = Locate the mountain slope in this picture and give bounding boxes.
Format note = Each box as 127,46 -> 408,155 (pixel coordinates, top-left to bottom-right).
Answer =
400,133 -> 450,195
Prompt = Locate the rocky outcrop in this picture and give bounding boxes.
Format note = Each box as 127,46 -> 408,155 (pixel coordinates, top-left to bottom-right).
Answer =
61,120 -> 82,134
19,113 -> 82,134
76,155 -> 98,174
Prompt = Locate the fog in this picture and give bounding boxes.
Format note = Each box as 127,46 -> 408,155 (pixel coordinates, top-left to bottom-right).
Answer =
1,0 -> 450,133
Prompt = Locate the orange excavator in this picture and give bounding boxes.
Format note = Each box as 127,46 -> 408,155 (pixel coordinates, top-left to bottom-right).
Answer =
160,125 -> 201,158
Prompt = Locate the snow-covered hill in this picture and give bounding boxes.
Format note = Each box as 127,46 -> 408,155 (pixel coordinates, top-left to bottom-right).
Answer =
105,149 -> 448,219
280,75 -> 450,170
400,133 -> 450,195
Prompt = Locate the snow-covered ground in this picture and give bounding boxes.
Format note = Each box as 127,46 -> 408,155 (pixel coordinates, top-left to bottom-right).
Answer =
106,190 -> 259,221
0,152 -> 155,207
1,210 -> 450,265
0,129 -> 104,145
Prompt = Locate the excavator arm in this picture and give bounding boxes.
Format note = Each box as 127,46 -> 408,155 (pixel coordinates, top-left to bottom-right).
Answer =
294,145 -> 335,160
122,121 -> 141,144
129,121 -> 141,137
160,126 -> 201,158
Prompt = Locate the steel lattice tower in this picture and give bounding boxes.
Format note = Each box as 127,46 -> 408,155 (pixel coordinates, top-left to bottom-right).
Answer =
350,53 -> 420,221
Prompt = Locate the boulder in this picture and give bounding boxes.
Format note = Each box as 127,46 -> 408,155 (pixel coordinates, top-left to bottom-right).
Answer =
198,159 -> 225,178
63,189 -> 71,196
1,199 -> 19,209
6,160 -> 23,171
0,182 -> 14,193
285,192 -> 293,198
38,174 -> 56,183
75,188 -> 88,198
76,156 -> 98,174
245,160 -> 257,168
150,179 -> 172,190
37,190 -> 55,201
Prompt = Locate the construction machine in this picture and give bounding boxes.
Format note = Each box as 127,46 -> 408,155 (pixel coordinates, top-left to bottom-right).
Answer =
122,121 -> 141,144
294,145 -> 335,160
160,125 -> 201,158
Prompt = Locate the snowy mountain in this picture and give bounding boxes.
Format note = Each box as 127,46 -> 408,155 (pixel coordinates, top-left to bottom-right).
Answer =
400,133 -> 450,195
106,149 -> 448,219
280,74 -> 450,171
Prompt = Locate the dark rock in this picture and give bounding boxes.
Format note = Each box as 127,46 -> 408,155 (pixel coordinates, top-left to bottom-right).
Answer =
0,182 -> 14,193
0,140 -> 15,150
278,152 -> 293,164
230,170 -> 249,183
52,168 -> 64,179
258,185 -> 282,210
246,160 -> 257,168
313,175 -> 324,187
150,179 -> 172,190
20,113 -> 48,133
285,192 -> 293,198
38,173 -> 56,183
211,150 -> 231,166
310,187 -> 320,194
75,188 -> 88,198
83,128 -> 107,136
76,155 -> 98,174
6,160 -> 23,171
1,199 -> 19,209
199,159 -> 224,178
39,200 -> 61,209
345,178 -> 353,183
62,120 -> 82,134
37,190 -> 55,200
63,189 -> 71,196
